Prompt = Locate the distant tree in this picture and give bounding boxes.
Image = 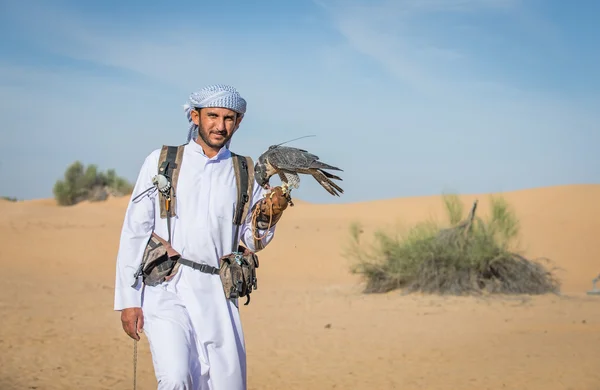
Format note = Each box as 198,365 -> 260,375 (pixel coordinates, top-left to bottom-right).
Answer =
53,161 -> 134,206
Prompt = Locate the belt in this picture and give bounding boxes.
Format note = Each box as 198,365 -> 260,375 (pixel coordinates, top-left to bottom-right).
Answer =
178,257 -> 220,275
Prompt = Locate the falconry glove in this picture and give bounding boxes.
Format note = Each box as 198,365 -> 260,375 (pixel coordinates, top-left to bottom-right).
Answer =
254,186 -> 289,230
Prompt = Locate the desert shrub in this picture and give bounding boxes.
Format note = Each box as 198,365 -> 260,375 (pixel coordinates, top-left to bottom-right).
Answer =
53,161 -> 133,206
1,196 -> 18,202
345,194 -> 560,295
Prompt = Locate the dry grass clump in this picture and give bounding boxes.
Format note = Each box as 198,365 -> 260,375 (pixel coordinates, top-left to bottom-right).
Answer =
345,195 -> 561,295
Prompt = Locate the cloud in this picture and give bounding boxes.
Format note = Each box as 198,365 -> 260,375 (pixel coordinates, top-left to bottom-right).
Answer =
317,0 -> 517,94
399,0 -> 519,12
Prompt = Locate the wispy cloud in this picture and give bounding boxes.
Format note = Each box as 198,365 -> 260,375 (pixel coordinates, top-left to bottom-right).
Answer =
317,0 -> 524,95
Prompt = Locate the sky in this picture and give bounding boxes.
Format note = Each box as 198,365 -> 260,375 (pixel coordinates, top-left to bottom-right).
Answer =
0,0 -> 598,204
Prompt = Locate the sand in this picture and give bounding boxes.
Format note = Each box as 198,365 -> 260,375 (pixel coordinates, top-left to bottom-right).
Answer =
1,184 -> 599,390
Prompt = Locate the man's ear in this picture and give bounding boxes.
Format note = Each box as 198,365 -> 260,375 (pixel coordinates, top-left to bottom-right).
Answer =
235,113 -> 244,129
191,108 -> 201,125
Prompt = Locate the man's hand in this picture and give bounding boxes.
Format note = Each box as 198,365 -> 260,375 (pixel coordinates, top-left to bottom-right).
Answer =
255,186 -> 289,228
121,307 -> 144,341
268,186 -> 290,213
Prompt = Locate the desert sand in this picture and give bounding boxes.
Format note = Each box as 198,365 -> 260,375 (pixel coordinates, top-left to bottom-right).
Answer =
1,184 -> 599,390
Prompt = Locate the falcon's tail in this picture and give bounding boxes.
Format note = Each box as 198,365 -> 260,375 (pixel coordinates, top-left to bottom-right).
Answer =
309,160 -> 343,172
320,170 -> 343,181
312,169 -> 344,197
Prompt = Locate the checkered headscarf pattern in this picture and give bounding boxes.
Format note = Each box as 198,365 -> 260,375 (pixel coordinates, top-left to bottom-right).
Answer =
183,84 -> 247,143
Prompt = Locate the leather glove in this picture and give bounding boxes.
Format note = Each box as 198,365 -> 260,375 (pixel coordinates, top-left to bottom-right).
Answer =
255,186 -> 289,229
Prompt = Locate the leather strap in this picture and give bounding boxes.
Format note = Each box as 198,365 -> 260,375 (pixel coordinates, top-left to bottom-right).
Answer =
177,257 -> 220,275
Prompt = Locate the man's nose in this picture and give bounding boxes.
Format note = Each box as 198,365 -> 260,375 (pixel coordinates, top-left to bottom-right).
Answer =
216,118 -> 226,130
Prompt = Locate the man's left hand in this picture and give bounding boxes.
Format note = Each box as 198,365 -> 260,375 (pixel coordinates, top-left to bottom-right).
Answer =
256,186 -> 289,228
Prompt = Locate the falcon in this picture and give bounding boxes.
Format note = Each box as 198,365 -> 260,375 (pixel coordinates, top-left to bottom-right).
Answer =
254,145 -> 344,200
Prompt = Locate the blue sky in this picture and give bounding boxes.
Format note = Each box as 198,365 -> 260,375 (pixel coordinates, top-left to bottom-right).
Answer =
1,0 -> 598,204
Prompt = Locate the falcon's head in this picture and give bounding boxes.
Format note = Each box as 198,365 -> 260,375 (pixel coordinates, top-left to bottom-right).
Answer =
254,161 -> 270,189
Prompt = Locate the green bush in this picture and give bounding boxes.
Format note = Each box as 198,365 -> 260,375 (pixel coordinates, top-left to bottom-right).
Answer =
53,161 -> 133,206
345,194 -> 560,295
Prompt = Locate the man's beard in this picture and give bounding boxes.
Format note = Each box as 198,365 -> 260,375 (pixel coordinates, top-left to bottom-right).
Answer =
197,125 -> 233,149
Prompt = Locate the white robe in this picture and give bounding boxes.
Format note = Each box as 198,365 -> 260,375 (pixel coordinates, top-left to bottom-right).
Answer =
114,140 -> 277,390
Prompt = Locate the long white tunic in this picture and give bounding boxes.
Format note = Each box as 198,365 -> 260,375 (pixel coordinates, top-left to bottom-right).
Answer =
114,141 -> 276,390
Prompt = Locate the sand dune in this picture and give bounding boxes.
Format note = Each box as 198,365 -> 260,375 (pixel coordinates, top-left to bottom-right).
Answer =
1,184 -> 599,390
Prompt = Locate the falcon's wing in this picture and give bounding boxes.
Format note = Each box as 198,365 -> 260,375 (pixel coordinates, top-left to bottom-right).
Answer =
265,146 -> 318,171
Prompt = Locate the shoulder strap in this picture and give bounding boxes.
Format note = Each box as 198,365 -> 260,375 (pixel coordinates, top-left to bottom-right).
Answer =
231,152 -> 255,225
231,152 -> 255,252
157,144 -> 185,220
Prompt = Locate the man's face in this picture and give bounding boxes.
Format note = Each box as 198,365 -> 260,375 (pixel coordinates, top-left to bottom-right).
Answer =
191,107 -> 243,149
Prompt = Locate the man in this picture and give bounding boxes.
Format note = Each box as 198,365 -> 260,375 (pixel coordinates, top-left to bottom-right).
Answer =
114,84 -> 288,389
